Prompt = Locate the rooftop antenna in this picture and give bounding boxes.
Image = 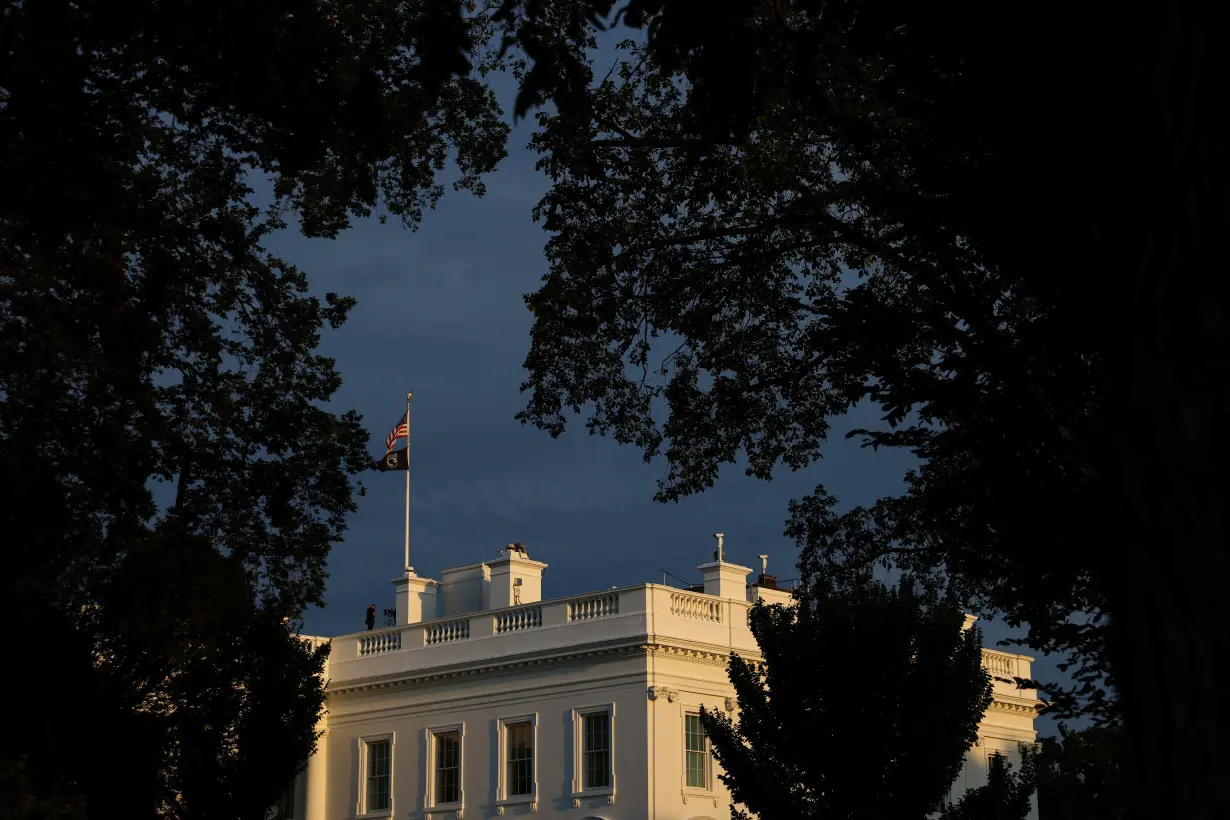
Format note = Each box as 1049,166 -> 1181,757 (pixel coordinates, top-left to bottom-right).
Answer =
758,554 -> 768,576
713,533 -> 725,563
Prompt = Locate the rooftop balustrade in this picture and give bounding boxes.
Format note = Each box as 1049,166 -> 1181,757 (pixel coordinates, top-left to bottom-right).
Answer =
326,583 -> 1036,700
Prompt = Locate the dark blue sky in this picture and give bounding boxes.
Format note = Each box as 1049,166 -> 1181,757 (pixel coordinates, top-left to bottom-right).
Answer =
262,69 -> 1064,722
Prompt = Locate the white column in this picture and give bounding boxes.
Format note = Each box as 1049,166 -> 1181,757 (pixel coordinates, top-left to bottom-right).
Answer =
304,722 -> 328,820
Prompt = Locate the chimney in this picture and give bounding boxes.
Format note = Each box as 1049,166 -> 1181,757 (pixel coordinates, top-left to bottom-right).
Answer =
746,554 -> 792,606
488,544 -> 548,609
439,562 -> 491,616
754,553 -> 778,589
392,568 -> 439,625
698,532 -> 751,599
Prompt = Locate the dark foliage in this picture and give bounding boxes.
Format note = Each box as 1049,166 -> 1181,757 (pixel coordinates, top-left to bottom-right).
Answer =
701,575 -> 1034,820
0,1 -> 508,817
939,751 -> 1036,820
1035,725 -> 1133,820
492,0 -> 1229,818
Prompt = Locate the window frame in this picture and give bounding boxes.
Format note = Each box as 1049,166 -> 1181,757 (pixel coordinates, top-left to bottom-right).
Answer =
570,703 -> 616,801
272,771 -> 299,820
496,713 -> 539,808
423,722 -> 466,813
681,708 -> 713,794
355,732 -> 395,818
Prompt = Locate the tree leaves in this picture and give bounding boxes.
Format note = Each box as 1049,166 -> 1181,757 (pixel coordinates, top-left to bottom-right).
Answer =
1035,725 -> 1132,820
501,0 -> 1121,722
701,576 -> 1028,820
502,8 -> 1230,819
1,1 -> 507,817
939,750 -> 1037,820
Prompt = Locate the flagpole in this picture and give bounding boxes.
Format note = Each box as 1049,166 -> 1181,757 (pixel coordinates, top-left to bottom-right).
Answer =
404,391 -> 413,572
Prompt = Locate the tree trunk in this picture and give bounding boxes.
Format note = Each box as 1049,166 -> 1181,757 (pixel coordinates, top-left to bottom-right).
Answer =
1104,2 -> 1230,817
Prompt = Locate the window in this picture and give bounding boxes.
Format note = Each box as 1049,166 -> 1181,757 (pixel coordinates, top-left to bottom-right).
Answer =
571,704 -> 615,799
356,733 -> 395,816
425,724 -> 465,810
366,739 -> 391,812
435,732 -> 461,804
582,712 -> 611,789
274,776 -> 296,820
685,713 -> 709,789
507,722 -> 534,796
497,714 -> 538,807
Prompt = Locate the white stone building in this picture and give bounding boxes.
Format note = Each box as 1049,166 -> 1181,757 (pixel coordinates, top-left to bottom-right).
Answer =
283,540 -> 1041,820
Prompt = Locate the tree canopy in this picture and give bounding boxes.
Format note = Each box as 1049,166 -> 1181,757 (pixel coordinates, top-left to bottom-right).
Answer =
1035,725 -> 1133,820
507,0 -> 1121,720
1,0 -> 507,817
939,752 -> 1037,820
702,576 -> 1035,820
4,0 -> 1224,817
493,0 -> 1228,818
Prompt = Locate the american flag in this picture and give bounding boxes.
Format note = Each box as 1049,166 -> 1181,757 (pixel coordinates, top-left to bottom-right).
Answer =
384,412 -> 408,453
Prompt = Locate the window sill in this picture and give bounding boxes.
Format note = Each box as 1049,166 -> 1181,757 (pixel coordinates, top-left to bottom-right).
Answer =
495,794 -> 538,814
354,812 -> 393,820
570,786 -> 615,807
682,785 -> 715,795
425,801 -> 463,816
681,789 -> 719,807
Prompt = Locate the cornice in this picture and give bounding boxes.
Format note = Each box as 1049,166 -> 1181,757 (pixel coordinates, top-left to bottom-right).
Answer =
989,693 -> 1045,715
644,642 -> 739,668
328,638 -> 651,696
328,637 -> 1042,718
328,637 -> 748,697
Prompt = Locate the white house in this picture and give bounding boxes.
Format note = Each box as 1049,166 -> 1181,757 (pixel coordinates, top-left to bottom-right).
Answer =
282,537 -> 1041,820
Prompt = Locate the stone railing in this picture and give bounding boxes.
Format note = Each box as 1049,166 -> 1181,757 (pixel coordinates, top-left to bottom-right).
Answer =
567,592 -> 619,622
327,583 -> 762,683
495,605 -> 543,634
670,590 -> 723,623
425,617 -> 471,645
981,648 -> 1032,684
358,628 -> 402,657
326,589 -> 1038,708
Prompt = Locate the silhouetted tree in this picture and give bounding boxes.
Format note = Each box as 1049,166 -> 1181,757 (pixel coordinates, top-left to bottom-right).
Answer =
0,1 -> 508,818
701,576 -> 1035,820
491,1 -> 1228,817
1035,725 -> 1133,820
939,752 -> 1037,820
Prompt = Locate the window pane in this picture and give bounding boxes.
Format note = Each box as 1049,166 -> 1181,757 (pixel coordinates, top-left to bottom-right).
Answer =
366,740 -> 391,812
685,714 -> 705,753
435,732 -> 461,804
506,722 -> 534,797
581,713 -> 610,789
685,714 -> 708,788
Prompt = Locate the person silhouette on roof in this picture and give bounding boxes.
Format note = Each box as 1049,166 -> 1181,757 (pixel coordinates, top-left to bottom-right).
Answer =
365,604 -> 376,631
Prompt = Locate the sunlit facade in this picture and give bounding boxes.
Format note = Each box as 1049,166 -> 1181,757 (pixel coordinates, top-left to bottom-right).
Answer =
282,541 -> 1041,820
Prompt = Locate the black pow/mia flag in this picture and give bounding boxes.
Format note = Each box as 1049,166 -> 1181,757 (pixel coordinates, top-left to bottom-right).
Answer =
375,446 -> 409,471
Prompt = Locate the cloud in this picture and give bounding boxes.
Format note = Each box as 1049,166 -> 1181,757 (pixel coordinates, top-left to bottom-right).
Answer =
415,471 -> 639,521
